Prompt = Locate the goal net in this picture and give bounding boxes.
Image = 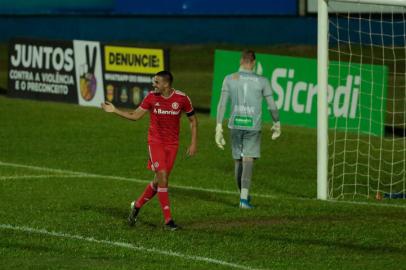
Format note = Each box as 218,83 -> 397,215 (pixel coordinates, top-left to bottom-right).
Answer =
321,0 -> 406,200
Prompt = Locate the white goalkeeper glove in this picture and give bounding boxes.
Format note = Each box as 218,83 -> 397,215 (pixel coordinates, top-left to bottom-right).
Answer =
271,121 -> 281,140
215,123 -> 226,150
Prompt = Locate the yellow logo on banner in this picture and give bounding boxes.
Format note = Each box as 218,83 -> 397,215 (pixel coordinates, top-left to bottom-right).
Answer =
105,46 -> 164,74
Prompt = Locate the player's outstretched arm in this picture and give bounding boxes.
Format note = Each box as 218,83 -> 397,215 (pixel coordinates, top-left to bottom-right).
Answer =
101,101 -> 147,121
186,114 -> 198,156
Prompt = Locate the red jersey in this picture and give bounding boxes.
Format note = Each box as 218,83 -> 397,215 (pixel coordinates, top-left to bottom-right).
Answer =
140,89 -> 194,145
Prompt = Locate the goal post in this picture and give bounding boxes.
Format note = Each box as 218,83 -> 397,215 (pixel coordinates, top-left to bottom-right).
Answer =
317,0 -> 329,200
317,0 -> 406,200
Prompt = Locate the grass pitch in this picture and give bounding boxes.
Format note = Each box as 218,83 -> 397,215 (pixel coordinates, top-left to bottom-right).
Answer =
1,96 -> 406,269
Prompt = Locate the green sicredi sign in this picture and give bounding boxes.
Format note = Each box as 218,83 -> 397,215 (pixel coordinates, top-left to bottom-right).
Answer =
210,50 -> 388,136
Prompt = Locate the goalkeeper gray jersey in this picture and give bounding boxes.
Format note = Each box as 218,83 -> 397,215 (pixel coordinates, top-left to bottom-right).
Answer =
218,69 -> 274,131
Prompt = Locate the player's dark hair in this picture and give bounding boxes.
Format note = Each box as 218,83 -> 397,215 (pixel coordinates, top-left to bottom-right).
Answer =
241,50 -> 256,62
156,70 -> 173,85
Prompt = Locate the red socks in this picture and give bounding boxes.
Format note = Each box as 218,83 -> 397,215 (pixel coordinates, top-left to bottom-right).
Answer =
157,186 -> 172,223
134,182 -> 173,224
135,182 -> 157,208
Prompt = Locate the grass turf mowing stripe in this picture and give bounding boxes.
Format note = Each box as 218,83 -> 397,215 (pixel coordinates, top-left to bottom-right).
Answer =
1,160 -> 406,209
0,223 -> 266,270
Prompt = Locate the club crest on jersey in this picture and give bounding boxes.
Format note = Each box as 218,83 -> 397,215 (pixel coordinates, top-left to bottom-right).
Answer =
171,102 -> 179,110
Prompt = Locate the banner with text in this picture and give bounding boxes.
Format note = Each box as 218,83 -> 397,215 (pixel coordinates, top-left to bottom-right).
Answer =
102,45 -> 169,108
8,39 -> 169,109
211,50 -> 388,136
8,38 -> 78,103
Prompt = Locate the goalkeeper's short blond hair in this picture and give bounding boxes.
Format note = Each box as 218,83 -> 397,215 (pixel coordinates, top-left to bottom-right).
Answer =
241,50 -> 256,63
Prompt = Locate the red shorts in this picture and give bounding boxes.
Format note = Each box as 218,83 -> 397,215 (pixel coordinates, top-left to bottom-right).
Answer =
147,144 -> 179,174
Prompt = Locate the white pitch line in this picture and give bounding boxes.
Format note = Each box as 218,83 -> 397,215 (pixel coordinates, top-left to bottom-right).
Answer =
324,198 -> 406,208
0,161 -> 275,199
0,175 -> 92,180
0,161 -> 86,176
0,224 -> 265,270
0,160 -> 149,184
1,160 -> 406,208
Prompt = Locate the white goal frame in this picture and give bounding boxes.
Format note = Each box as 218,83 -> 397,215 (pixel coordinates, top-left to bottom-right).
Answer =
317,0 -> 406,200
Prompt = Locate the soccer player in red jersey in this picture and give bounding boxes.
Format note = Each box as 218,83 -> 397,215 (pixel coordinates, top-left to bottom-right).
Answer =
101,71 -> 197,230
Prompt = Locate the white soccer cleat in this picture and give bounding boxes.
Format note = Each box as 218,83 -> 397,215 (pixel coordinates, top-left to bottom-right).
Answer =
128,201 -> 140,226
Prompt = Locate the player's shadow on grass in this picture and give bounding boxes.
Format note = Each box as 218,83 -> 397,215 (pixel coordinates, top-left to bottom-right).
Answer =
79,204 -> 159,229
174,188 -> 238,208
80,204 -> 126,219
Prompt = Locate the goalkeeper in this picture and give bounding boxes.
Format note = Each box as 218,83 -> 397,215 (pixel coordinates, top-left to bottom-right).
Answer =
215,50 -> 280,209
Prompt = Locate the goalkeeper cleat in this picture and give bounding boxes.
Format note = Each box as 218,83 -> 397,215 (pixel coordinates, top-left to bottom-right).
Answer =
128,201 -> 140,227
239,199 -> 254,209
165,219 -> 178,231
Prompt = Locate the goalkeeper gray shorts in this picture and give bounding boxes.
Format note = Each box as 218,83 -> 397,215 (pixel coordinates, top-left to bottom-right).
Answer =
230,129 -> 261,159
